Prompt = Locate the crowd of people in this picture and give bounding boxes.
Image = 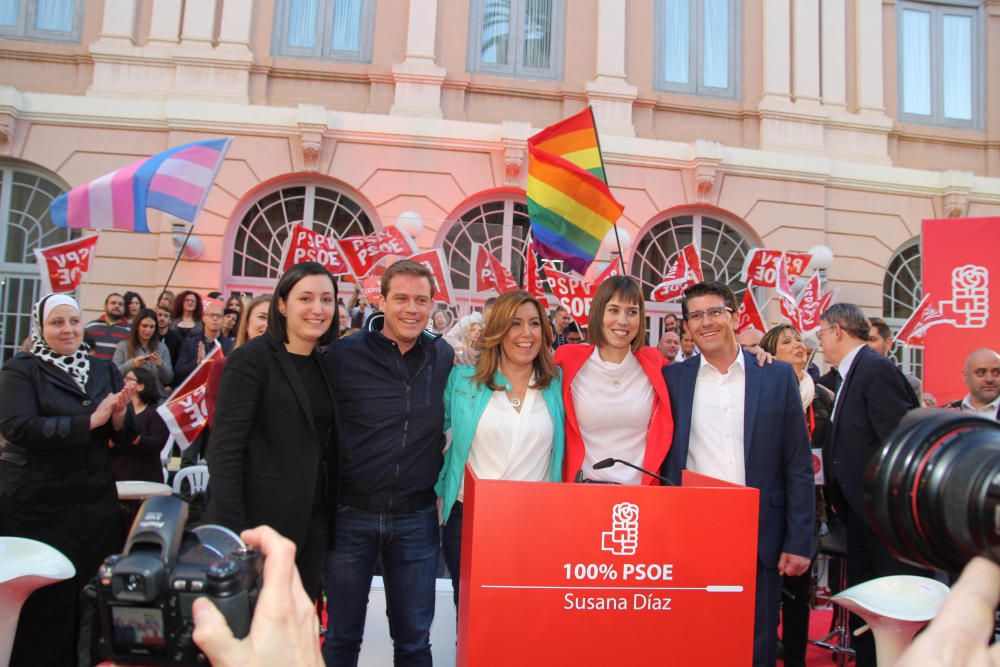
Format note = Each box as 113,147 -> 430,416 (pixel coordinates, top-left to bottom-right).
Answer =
1,259 -> 998,667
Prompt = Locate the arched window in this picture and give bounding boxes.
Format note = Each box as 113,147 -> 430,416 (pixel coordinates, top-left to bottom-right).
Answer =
884,238 -> 923,380
439,197 -> 532,306
0,163 -> 76,362
225,181 -> 377,294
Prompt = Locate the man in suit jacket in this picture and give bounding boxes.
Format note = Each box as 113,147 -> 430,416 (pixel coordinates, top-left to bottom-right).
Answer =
945,347 -> 1000,419
661,282 -> 814,667
818,302 -> 923,666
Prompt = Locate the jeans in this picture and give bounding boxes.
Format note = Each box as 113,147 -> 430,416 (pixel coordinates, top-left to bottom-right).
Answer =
440,501 -> 464,608
322,503 -> 439,667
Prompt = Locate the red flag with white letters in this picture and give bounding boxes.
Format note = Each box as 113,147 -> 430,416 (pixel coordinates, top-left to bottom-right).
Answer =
742,249 -> 812,288
523,245 -> 550,307
410,248 -> 454,305
473,244 -> 519,294
734,290 -> 766,334
33,235 -> 99,293
337,227 -> 416,278
542,265 -> 602,327
896,293 -> 950,347
652,244 -> 701,302
280,224 -> 350,275
156,345 -> 223,451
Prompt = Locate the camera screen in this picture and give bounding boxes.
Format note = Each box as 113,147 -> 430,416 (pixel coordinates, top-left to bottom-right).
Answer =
111,606 -> 167,651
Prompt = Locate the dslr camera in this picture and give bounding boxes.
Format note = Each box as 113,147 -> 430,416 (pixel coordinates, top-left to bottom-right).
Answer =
96,495 -> 262,665
864,408 -> 1000,573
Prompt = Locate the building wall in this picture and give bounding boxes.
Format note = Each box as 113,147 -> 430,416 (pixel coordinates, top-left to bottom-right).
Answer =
0,0 -> 998,329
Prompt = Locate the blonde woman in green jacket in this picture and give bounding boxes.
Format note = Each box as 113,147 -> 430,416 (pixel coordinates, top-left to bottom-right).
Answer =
436,290 -> 565,607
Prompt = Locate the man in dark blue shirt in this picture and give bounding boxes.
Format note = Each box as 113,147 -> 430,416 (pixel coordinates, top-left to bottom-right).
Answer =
323,259 -> 453,667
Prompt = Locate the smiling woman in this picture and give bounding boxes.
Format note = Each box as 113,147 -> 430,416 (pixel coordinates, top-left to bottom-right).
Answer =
206,262 -> 339,602
436,290 -> 566,607
554,275 -> 674,485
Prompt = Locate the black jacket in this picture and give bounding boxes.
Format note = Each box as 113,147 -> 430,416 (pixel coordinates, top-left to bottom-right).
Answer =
325,326 -> 454,513
206,335 -> 336,550
0,352 -> 135,577
175,332 -> 233,384
826,344 -> 918,523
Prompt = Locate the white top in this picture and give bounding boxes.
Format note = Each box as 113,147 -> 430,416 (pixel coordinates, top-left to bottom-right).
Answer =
457,386 -> 553,502
687,351 -> 746,485
961,394 -> 1000,419
831,342 -> 866,421
574,348 -> 653,485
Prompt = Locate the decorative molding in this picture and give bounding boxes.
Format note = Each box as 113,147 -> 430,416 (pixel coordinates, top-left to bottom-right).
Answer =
502,143 -> 525,186
0,113 -> 14,154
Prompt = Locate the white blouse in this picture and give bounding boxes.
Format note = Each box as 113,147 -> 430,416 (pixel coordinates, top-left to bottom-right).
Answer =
573,348 -> 653,485
457,386 -> 554,502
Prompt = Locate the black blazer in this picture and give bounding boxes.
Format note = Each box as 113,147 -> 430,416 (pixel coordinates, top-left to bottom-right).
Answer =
826,344 -> 918,522
0,353 -> 135,576
206,335 -> 337,550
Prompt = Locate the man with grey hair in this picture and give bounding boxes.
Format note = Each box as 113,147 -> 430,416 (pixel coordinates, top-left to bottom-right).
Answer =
818,302 -> 923,667
947,348 -> 1000,419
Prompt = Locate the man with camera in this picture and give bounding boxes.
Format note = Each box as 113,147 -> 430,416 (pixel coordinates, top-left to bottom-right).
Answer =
818,302 -> 925,666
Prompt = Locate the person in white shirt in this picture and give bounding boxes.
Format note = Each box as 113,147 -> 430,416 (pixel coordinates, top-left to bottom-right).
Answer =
947,348 -> 1000,419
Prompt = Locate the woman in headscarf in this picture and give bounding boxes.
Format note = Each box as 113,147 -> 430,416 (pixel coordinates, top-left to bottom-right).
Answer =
0,293 -> 136,666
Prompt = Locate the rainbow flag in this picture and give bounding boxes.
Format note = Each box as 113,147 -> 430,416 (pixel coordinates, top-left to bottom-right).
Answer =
50,137 -> 232,232
527,108 -> 623,274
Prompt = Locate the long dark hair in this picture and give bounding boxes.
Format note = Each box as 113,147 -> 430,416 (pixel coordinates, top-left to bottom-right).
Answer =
122,291 -> 146,316
267,262 -> 338,347
127,308 -> 160,358
129,366 -> 161,406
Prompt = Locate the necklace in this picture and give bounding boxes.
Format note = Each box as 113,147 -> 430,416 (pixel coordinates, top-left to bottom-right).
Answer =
509,397 -> 522,409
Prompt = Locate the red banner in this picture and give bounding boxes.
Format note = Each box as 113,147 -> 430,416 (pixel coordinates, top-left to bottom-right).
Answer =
280,224 -> 350,275
652,244 -> 701,302
923,217 -> 1000,403
542,265 -> 602,327
896,294 -> 949,347
156,345 -> 223,451
33,235 -> 99,293
338,226 -> 416,278
409,248 -> 454,305
779,296 -> 802,330
796,274 -> 834,334
473,244 -> 519,294
361,265 -> 386,307
741,249 -> 812,288
734,290 -> 766,333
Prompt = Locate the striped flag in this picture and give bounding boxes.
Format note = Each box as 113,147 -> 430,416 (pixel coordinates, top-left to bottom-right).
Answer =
50,137 -> 232,232
527,108 -> 623,275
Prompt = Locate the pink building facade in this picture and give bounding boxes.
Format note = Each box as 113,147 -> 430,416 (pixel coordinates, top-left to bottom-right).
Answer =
2,0 -> 999,381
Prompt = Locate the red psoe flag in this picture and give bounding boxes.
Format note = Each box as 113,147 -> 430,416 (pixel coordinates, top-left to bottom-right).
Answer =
896,293 -> 950,347
542,265 -> 601,327
33,234 -> 99,293
742,249 -> 812,288
473,244 -> 519,294
794,273 -> 835,334
734,290 -> 766,334
337,227 -> 416,278
410,248 -> 455,305
280,224 -> 350,275
156,345 -> 223,451
523,245 -> 550,307
651,243 -> 701,302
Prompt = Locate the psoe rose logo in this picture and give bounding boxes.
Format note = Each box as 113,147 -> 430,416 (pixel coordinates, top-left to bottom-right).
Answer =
601,502 -> 639,556
938,264 -> 989,329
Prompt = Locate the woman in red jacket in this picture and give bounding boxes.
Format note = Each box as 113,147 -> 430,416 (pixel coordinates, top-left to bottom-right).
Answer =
554,275 -> 673,484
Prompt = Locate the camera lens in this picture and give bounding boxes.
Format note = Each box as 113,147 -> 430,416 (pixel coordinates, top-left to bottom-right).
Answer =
125,574 -> 144,593
863,409 -> 1000,573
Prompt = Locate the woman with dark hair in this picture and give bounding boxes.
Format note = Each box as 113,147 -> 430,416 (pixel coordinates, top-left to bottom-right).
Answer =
437,290 -> 564,605
112,366 -> 170,482
166,290 -> 203,361
206,262 -> 338,600
0,293 -> 135,666
759,323 -> 833,667
554,275 -> 674,484
113,308 -> 173,398
122,290 -> 146,320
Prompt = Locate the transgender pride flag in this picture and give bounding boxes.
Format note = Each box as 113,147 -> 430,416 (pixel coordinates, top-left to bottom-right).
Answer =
50,137 -> 232,232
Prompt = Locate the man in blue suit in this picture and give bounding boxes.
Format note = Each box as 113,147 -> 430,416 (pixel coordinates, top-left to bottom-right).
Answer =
661,282 -> 814,667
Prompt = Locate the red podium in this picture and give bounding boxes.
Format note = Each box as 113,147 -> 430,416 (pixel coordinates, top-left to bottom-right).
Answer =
457,468 -> 759,666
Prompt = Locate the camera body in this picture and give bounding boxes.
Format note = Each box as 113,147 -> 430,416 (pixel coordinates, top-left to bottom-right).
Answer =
96,495 -> 262,665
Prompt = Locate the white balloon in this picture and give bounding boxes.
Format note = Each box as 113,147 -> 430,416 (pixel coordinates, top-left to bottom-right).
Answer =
173,232 -> 204,260
807,245 -> 834,271
603,227 -> 631,252
397,211 -> 424,239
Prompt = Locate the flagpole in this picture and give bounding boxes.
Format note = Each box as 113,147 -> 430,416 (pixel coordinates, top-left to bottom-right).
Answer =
588,106 -> 626,274
161,223 -> 194,297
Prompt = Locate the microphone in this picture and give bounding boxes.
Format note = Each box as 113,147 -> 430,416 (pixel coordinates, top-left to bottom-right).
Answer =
592,458 -> 674,486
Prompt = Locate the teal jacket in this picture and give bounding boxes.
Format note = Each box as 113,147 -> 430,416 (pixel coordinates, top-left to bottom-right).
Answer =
435,365 -> 565,522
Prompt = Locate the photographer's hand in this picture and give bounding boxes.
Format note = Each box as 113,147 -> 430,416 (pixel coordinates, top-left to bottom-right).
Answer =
191,526 -> 322,667
896,556 -> 1000,666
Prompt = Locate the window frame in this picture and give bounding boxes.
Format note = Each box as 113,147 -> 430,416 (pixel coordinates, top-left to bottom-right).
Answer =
466,0 -> 566,81
896,0 -> 984,130
653,0 -> 742,100
271,0 -> 376,63
883,237 -> 924,381
0,0 -> 83,43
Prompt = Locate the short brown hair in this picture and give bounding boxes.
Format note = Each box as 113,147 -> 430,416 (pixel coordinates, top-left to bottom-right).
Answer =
473,290 -> 558,390
381,259 -> 435,299
586,276 -> 646,354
